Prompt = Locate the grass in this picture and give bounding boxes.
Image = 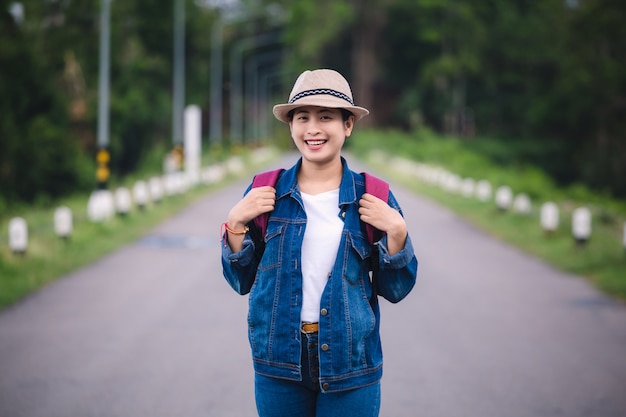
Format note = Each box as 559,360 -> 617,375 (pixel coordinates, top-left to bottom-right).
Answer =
347,129 -> 626,301
0,147 -> 279,310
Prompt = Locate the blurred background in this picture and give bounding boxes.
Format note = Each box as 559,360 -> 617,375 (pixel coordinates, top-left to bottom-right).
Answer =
2,4 -> 626,415
1,0 -> 625,209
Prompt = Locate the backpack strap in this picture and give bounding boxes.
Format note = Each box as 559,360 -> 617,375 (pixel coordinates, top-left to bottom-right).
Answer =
251,169 -> 284,238
251,169 -> 389,246
362,172 -> 390,304
362,172 -> 389,245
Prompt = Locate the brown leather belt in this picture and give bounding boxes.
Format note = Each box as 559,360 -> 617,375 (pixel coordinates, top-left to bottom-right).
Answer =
301,322 -> 319,333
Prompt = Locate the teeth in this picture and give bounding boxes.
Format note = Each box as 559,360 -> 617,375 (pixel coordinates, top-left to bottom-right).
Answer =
306,140 -> 326,146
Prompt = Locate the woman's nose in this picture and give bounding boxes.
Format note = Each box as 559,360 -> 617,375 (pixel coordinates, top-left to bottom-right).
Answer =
306,121 -> 321,135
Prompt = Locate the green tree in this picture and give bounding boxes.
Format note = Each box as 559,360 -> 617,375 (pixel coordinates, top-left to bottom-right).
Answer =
274,0 -> 387,124
549,0 -> 626,195
383,0 -> 486,132
0,7 -> 91,205
3,0 -> 625,204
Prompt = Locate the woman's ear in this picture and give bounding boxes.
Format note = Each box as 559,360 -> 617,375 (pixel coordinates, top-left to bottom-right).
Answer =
344,115 -> 355,137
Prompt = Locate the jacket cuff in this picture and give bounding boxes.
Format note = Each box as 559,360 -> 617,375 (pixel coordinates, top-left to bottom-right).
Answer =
378,234 -> 415,269
222,234 -> 256,267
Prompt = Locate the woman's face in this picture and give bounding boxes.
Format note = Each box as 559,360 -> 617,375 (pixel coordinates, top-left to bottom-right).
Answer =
289,106 -> 354,165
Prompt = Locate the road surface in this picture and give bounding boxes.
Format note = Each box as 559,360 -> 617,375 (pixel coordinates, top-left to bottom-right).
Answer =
1,153 -> 625,417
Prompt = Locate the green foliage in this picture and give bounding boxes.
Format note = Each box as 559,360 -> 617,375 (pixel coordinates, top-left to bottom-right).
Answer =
377,0 -> 626,197
280,0 -> 354,69
0,8 -> 92,205
348,128 -> 626,300
350,129 -> 561,201
2,0 -> 626,210
1,1 -> 218,207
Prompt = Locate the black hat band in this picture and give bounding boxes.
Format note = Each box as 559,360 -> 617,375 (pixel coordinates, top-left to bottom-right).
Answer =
289,89 -> 354,106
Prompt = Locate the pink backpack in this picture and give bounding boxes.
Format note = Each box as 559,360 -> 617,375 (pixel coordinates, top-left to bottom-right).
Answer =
251,169 -> 389,246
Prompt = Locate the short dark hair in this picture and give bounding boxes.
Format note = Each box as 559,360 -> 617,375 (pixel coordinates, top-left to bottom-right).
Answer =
287,108 -> 354,122
340,109 -> 354,121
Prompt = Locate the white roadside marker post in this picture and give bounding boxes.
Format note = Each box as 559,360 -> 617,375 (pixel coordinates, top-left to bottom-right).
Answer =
475,180 -> 492,202
495,186 -> 513,212
133,181 -> 150,210
461,178 -> 475,198
149,177 -> 163,203
54,206 -> 73,240
513,193 -> 532,215
572,207 -> 591,246
8,217 -> 28,255
540,202 -> 559,236
115,188 -> 132,216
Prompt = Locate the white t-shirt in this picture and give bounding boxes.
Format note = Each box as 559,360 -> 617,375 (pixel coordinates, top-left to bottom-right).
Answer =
300,189 -> 343,323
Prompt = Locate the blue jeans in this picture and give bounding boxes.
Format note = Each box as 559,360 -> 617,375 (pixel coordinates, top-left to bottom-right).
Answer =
254,331 -> 381,417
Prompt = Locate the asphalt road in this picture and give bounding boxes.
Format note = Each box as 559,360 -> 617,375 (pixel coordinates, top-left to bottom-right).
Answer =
1,153 -> 625,417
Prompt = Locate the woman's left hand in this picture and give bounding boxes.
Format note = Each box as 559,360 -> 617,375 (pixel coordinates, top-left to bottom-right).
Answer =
358,193 -> 407,255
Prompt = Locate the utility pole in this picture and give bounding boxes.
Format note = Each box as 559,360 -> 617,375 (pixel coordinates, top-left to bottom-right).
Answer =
209,17 -> 224,145
96,0 -> 112,189
172,0 -> 186,170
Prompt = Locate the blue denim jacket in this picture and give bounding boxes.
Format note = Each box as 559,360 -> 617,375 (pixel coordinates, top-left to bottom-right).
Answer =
222,157 -> 418,392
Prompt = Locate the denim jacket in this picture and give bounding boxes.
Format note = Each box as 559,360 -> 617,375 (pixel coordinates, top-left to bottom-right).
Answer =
222,157 -> 418,392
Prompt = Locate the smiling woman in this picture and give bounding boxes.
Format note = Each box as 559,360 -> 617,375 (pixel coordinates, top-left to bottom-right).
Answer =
220,69 -> 418,417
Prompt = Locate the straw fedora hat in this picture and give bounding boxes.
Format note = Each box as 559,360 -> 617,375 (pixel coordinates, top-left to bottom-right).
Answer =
273,69 -> 370,124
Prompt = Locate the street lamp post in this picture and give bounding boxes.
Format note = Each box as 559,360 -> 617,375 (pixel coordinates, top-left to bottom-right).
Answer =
229,31 -> 281,144
207,2 -> 285,144
209,9 -> 258,145
245,50 -> 284,142
259,68 -> 290,139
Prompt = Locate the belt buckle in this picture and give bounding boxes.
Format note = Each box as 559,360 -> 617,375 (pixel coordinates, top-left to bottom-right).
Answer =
301,322 -> 318,334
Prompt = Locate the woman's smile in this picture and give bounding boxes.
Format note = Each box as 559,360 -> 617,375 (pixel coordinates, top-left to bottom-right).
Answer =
305,139 -> 328,148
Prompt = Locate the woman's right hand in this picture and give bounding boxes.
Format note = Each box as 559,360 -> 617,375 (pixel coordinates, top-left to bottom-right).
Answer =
227,186 -> 276,232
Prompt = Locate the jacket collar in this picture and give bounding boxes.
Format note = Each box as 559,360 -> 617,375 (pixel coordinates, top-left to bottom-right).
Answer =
275,157 -> 357,206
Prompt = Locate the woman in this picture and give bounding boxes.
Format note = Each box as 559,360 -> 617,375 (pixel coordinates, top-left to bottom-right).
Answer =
221,69 -> 418,417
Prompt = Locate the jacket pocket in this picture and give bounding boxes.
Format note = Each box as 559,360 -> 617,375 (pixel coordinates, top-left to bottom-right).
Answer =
342,232 -> 371,285
258,223 -> 285,272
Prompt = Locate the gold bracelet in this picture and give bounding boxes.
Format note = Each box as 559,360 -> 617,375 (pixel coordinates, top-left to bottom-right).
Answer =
223,222 -> 249,235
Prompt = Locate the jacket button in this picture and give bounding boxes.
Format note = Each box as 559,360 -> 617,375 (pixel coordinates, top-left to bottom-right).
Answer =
320,308 -> 328,316
322,383 -> 329,390
341,211 -> 346,218
321,343 -> 329,351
